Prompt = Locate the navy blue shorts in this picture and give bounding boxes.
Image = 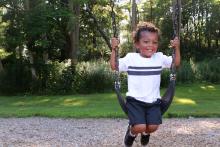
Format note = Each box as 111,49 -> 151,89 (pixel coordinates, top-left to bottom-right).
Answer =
126,96 -> 162,125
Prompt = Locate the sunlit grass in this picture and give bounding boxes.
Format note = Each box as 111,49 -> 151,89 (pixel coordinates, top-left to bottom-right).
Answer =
200,85 -> 216,90
163,83 -> 220,118
174,98 -> 196,105
0,83 -> 220,118
61,99 -> 88,106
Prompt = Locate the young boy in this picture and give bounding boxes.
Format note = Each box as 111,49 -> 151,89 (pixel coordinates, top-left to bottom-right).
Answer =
110,22 -> 180,146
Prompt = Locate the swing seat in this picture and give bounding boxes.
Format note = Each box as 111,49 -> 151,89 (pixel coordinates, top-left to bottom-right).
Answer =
160,78 -> 175,115
115,77 -> 175,116
115,81 -> 128,114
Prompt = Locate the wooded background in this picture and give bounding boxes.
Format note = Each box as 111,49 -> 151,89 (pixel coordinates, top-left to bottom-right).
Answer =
0,0 -> 219,94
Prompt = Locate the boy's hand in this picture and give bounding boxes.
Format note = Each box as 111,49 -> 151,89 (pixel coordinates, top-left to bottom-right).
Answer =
111,37 -> 120,51
170,37 -> 180,50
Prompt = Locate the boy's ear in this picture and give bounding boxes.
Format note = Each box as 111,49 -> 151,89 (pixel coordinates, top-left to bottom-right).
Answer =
134,43 -> 139,49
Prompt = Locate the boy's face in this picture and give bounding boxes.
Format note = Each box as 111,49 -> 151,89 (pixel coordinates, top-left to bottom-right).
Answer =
135,31 -> 159,58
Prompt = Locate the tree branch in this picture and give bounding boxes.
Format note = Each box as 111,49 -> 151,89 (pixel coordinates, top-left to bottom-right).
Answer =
85,8 -> 112,51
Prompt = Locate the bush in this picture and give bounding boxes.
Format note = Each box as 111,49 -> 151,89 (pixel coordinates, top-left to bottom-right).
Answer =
0,59 -> 32,94
46,63 -> 75,94
2,58 -> 219,95
74,60 -> 115,93
161,69 -> 170,87
176,60 -> 195,84
34,60 -> 76,95
29,60 -> 66,94
196,59 -> 220,83
161,60 -> 195,87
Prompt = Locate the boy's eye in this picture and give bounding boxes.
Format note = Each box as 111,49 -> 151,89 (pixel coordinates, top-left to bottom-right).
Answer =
143,41 -> 158,44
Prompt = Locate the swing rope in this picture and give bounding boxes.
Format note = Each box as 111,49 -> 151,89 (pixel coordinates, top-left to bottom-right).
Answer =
111,0 -> 128,114
111,0 -> 181,115
160,0 -> 181,114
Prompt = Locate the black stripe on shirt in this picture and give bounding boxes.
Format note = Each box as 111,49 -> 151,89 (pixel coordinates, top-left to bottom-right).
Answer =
128,66 -> 162,70
127,70 -> 162,76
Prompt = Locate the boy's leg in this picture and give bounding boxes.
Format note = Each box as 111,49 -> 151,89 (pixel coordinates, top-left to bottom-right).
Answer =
141,125 -> 159,146
124,125 -> 136,147
145,124 -> 160,133
140,133 -> 150,146
125,97 -> 147,146
124,124 -> 147,147
141,104 -> 162,146
131,124 -> 146,134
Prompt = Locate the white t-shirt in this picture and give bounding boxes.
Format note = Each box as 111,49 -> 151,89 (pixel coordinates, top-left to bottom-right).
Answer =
119,52 -> 172,103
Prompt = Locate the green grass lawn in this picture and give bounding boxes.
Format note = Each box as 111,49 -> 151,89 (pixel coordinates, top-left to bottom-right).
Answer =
0,83 -> 219,118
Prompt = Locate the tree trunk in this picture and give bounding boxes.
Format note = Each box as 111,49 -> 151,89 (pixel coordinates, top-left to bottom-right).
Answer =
131,0 -> 137,52
24,0 -> 37,80
150,0 -> 153,22
69,0 -> 80,66
0,59 -> 4,73
205,3 -> 211,49
131,0 -> 137,31
194,16 -> 198,48
43,51 -> 48,64
29,52 -> 37,79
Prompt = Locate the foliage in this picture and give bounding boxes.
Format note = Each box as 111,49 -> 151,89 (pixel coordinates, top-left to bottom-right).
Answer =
161,69 -> 170,87
0,58 -> 32,94
1,0 -> 219,61
74,60 -> 115,93
196,59 -> 220,83
0,0 -> 220,94
0,49 -> 11,59
1,58 -> 220,95
176,60 -> 195,84
161,60 -> 195,87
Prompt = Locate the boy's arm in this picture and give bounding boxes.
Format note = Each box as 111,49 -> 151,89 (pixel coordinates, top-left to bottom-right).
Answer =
171,37 -> 181,67
175,45 -> 181,67
110,37 -> 119,70
110,49 -> 116,70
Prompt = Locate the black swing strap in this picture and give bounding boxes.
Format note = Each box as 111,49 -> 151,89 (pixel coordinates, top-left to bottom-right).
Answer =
111,0 -> 128,115
160,0 -> 181,115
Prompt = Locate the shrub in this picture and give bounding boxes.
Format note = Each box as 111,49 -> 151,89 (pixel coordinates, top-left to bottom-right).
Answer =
2,58 -> 219,95
0,59 -> 32,94
161,69 -> 170,87
39,60 -> 76,95
196,59 -> 220,83
176,60 -> 195,84
161,60 -> 195,87
74,60 -> 115,93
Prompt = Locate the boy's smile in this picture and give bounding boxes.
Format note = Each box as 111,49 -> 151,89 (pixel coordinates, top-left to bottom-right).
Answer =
135,31 -> 159,58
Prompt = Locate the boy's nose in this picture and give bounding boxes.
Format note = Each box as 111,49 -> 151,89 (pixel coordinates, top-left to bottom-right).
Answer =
149,42 -> 154,46
146,44 -> 153,48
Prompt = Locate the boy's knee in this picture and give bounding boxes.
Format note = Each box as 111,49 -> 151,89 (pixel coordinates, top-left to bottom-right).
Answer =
131,124 -> 146,134
147,125 -> 159,133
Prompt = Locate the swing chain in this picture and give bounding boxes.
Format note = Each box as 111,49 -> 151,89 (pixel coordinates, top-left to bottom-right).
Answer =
110,0 -> 121,89
110,0 -> 118,38
172,0 -> 181,38
170,0 -> 181,81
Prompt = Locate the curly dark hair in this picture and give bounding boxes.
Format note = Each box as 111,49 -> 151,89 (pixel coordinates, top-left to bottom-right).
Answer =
133,22 -> 160,43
